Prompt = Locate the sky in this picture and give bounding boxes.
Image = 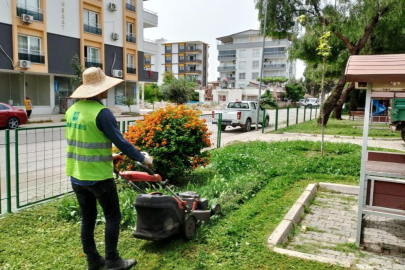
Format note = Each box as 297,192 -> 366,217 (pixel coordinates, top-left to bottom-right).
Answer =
143,0 -> 305,82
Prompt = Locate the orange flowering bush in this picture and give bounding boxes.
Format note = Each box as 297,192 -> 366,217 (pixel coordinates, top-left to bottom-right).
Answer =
116,105 -> 212,182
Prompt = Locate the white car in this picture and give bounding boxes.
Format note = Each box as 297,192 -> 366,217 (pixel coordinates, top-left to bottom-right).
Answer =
305,98 -> 320,107
299,99 -> 306,106
213,101 -> 270,132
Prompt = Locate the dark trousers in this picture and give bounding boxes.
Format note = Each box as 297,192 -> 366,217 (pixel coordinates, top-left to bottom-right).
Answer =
26,110 -> 32,118
72,179 -> 121,262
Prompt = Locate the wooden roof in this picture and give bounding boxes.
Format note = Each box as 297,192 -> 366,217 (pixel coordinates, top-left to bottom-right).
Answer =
345,54 -> 405,83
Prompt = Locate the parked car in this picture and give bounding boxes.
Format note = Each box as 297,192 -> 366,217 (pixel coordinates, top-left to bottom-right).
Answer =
212,100 -> 269,132
305,98 -> 320,107
300,99 -> 306,106
0,102 -> 28,129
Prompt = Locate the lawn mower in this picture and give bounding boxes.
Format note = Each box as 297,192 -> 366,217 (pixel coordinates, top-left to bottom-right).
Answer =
114,156 -> 221,241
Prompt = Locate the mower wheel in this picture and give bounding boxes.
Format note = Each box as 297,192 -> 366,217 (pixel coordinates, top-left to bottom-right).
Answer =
211,204 -> 222,216
181,215 -> 196,240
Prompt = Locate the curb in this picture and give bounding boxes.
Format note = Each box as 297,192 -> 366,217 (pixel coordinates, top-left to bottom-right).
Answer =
319,182 -> 359,195
267,183 -> 317,245
283,132 -> 402,141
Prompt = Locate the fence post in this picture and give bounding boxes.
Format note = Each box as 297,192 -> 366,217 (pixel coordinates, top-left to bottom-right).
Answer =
296,106 -> 299,124
310,106 -> 313,120
275,108 -> 279,131
286,107 -> 290,127
15,129 -> 20,209
315,106 -> 318,118
5,129 -> 12,213
217,113 -> 222,148
304,106 -> 306,122
121,121 -> 125,134
262,109 -> 266,133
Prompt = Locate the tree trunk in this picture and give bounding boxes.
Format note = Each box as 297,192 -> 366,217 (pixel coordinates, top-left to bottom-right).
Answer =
350,89 -> 359,111
317,73 -> 346,125
333,82 -> 355,120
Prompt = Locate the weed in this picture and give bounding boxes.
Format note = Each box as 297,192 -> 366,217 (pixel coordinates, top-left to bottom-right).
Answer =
306,226 -> 326,233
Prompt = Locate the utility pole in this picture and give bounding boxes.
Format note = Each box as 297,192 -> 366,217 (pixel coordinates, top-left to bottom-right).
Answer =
256,0 -> 268,130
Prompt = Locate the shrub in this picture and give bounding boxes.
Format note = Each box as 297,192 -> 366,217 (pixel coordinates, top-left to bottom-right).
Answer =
116,105 -> 212,182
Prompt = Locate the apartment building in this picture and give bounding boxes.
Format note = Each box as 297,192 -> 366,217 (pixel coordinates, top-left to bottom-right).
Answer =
0,0 -> 159,114
152,39 -> 209,87
217,29 -> 296,89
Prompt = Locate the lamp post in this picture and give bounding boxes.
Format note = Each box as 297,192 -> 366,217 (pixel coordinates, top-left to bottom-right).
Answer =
256,0 -> 268,130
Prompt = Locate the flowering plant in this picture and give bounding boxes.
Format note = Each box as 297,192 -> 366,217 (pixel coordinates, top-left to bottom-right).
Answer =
116,105 -> 212,182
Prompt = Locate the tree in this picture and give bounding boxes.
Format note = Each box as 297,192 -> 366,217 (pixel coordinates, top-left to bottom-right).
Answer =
256,0 -> 405,125
160,77 -> 195,105
69,54 -> 83,89
122,96 -> 135,112
144,83 -> 160,110
162,70 -> 176,85
260,89 -> 278,108
285,83 -> 305,102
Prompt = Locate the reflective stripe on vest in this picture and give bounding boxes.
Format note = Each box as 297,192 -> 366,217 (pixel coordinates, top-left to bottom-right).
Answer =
65,100 -> 114,181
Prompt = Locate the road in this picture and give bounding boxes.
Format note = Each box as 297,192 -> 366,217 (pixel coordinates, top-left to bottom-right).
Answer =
0,107 -> 317,214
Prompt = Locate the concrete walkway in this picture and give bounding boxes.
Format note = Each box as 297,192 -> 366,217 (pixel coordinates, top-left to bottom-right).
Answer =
221,130 -> 405,151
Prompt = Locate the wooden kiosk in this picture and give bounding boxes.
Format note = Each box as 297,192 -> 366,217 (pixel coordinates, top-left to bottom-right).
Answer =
345,54 -> 405,246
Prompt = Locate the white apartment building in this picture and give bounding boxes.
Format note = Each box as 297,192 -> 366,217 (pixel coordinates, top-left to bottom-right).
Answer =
217,29 -> 296,89
153,39 -> 209,87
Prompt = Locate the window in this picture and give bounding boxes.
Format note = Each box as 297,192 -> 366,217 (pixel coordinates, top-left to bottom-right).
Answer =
179,65 -> 185,72
255,37 -> 262,42
179,44 -> 185,51
165,55 -> 172,63
18,35 -> 44,63
85,47 -> 100,60
126,22 -> 134,34
239,73 -> 246,80
238,37 -> 249,43
18,0 -> 39,8
239,61 -> 246,69
252,72 -> 259,80
250,102 -> 256,110
0,104 -> 11,110
179,55 -> 184,62
238,84 -> 246,89
17,0 -> 42,21
253,49 -> 260,57
83,10 -> 101,35
252,61 -> 259,69
239,50 -> 246,58
165,66 -> 172,71
218,95 -> 226,102
127,54 -> 134,66
165,45 -> 172,52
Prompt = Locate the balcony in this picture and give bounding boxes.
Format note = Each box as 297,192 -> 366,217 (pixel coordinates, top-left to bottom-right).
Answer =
143,39 -> 158,54
84,22 -> 102,35
264,51 -> 286,58
185,69 -> 202,74
218,54 -> 237,61
85,58 -> 103,69
126,33 -> 136,43
179,58 -> 185,63
143,70 -> 158,82
127,65 -> 136,74
186,47 -> 202,53
179,69 -> 185,74
218,77 -> 236,83
179,48 -> 185,53
125,0 -> 136,12
144,59 -> 151,65
16,4 -> 43,22
263,63 -> 286,70
18,48 -> 45,64
165,59 -> 172,64
143,8 -> 158,28
218,66 -> 236,72
186,59 -> 202,64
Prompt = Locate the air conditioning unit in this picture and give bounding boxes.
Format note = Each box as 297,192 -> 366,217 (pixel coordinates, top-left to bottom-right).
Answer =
21,14 -> 33,24
109,3 -> 117,11
112,69 -> 123,78
111,33 -> 119,41
19,60 -> 31,69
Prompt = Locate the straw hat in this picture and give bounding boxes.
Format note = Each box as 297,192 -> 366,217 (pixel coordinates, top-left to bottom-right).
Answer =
70,67 -> 123,99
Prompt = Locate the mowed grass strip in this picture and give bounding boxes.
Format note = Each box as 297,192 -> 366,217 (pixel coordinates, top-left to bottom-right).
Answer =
0,141 -> 363,269
272,118 -> 399,138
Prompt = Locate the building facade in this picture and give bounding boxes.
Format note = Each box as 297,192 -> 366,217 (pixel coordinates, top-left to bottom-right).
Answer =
0,0 -> 159,114
216,29 -> 296,89
152,39 -> 209,87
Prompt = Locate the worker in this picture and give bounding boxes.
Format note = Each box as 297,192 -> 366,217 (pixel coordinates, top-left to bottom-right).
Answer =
24,96 -> 32,118
66,67 -> 152,270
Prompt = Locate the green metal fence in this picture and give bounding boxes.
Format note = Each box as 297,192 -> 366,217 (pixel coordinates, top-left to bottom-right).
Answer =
200,113 -> 222,150
262,106 -> 320,133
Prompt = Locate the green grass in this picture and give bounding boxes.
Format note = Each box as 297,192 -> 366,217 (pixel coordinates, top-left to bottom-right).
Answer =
272,119 -> 400,138
0,141 -> 367,269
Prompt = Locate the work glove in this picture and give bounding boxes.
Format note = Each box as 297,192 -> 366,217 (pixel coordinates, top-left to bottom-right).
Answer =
141,152 -> 153,166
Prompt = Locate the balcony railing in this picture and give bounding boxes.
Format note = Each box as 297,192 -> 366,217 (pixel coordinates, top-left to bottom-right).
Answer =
85,58 -> 103,69
165,59 -> 172,64
185,69 -> 202,74
218,54 -> 237,60
144,60 -> 151,65
263,63 -> 286,69
218,66 -> 236,71
218,77 -> 236,82
16,4 -> 43,22
84,22 -> 102,35
179,69 -> 185,73
179,58 -> 185,63
264,51 -> 286,57
186,48 -> 202,53
125,0 -> 136,12
144,8 -> 158,16
18,48 -> 45,64
186,59 -> 202,63
179,48 -> 185,53
143,70 -> 158,81
126,33 -> 136,43
127,64 -> 136,74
